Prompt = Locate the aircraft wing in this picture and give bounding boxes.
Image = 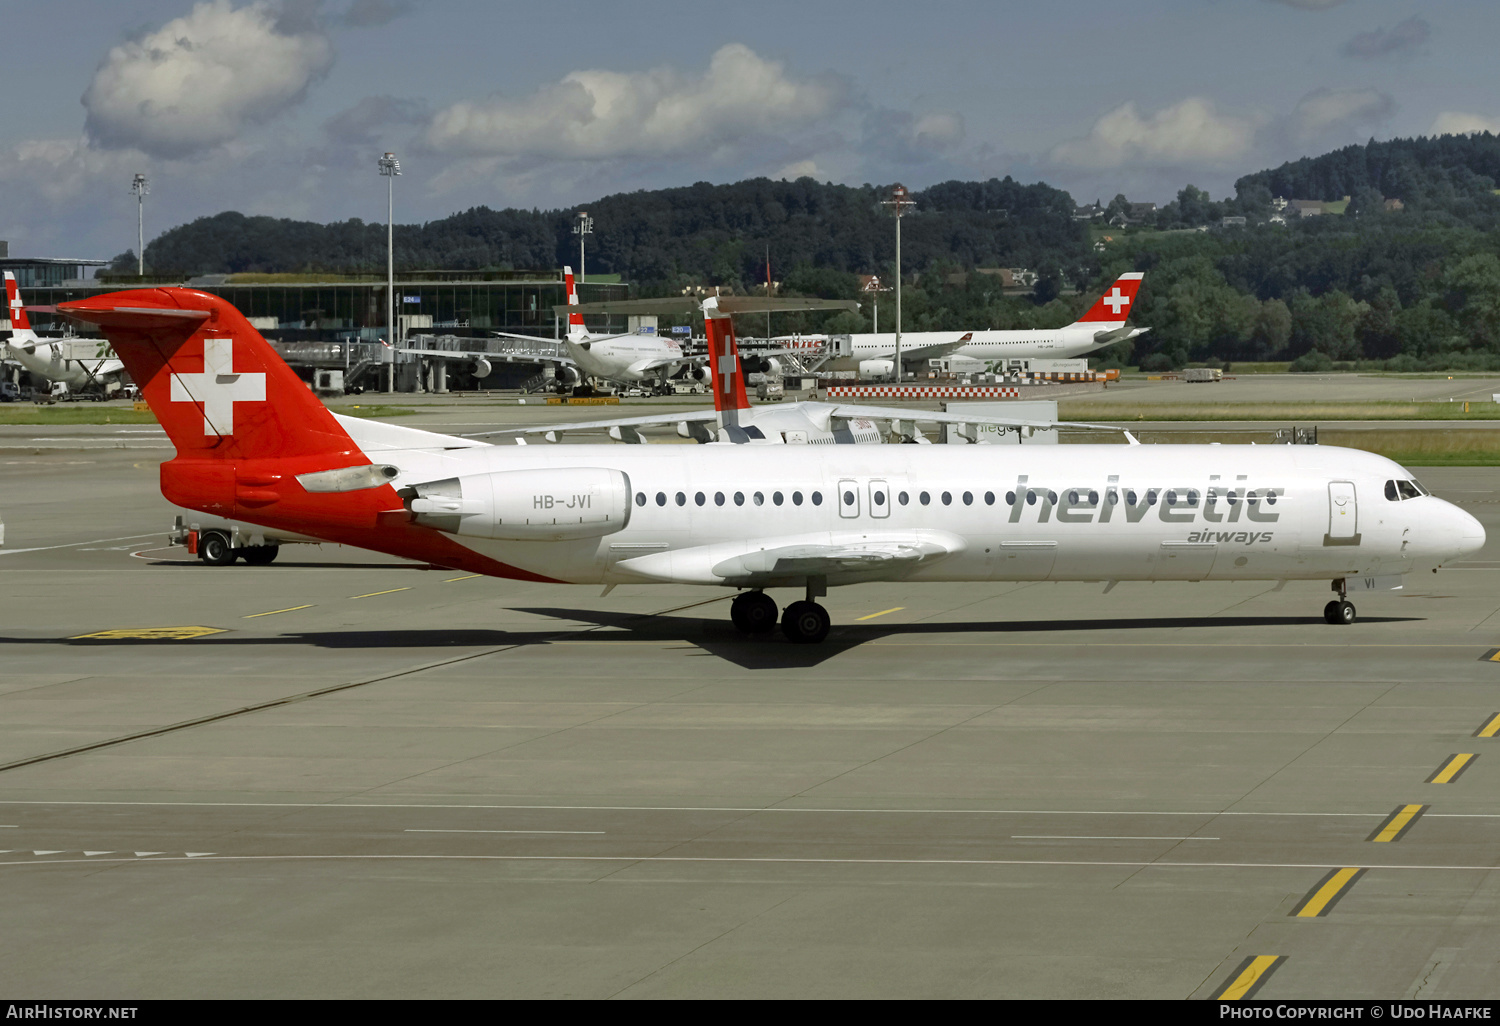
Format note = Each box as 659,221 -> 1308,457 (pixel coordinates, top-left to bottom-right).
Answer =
610,530 -> 964,586
404,344 -> 576,369
625,356 -> 688,376
813,401 -> 1131,438
463,409 -> 720,444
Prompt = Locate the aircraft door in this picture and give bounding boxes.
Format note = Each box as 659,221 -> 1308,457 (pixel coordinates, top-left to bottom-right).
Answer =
869,479 -> 890,519
838,479 -> 860,518
1328,481 -> 1358,541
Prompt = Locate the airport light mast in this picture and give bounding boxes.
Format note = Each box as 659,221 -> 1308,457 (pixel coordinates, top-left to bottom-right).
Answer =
880,183 -> 915,383
378,152 -> 400,363
573,209 -> 593,284
862,274 -> 892,333
131,173 -> 149,276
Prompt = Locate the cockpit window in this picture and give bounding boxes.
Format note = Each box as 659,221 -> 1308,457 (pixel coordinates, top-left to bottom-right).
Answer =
1386,479 -> 1427,501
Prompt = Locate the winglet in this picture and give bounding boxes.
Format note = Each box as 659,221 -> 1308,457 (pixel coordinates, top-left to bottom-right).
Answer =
1076,271 -> 1144,324
702,297 -> 750,432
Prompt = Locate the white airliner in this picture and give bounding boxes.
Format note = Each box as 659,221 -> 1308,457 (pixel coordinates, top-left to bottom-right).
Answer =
484,296 -> 1097,446
60,286 -> 1485,644
821,271 -> 1151,378
407,268 -> 710,390
3,272 -> 125,390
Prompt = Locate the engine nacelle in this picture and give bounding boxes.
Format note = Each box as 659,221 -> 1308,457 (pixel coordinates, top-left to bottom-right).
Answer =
473,357 -> 492,379
858,359 -> 895,381
407,468 -> 632,541
690,364 -> 712,383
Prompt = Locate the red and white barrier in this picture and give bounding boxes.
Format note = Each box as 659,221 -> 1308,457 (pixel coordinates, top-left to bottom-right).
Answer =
825,385 -> 1021,400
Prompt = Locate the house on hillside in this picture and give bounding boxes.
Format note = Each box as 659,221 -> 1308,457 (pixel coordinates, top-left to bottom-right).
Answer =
1286,199 -> 1325,218
1073,202 -> 1105,221
973,267 -> 1038,289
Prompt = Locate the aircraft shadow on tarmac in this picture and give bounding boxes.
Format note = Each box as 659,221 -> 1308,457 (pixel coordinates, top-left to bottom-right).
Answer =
10,611 -> 1423,672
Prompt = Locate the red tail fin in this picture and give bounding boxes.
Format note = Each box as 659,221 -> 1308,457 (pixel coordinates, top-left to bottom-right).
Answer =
59,288 -> 367,514
5,272 -> 32,331
564,266 -> 586,332
1077,272 -> 1144,323
703,299 -> 749,428
60,288 -> 356,461
57,287 -> 558,583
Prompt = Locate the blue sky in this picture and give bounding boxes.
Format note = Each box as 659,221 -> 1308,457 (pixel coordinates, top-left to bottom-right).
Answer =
5,0 -> 1499,260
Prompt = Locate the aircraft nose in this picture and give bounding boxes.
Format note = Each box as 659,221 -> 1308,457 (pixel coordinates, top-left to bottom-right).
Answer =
1439,499 -> 1486,560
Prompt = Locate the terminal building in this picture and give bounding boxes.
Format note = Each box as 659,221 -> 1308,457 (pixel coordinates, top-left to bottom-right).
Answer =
2,250 -> 629,392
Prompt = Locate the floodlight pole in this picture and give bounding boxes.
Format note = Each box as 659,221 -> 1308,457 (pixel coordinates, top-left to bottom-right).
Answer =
378,152 -> 401,391
574,210 -> 593,285
881,184 -> 915,382
864,276 -> 892,333
131,174 -> 149,276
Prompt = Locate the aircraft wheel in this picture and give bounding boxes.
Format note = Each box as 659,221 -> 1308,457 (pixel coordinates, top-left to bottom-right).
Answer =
1334,600 -> 1356,625
241,545 -> 279,566
731,591 -> 778,634
198,532 -> 237,566
1323,600 -> 1340,624
781,600 -> 831,644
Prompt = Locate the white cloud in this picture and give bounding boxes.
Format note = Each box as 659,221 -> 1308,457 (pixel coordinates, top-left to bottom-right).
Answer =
0,137 -> 142,204
426,43 -> 846,160
1049,98 -> 1257,169
83,1 -> 335,159
1342,16 -> 1430,59
1431,112 -> 1500,136
912,112 -> 965,149
773,159 -> 825,181
1290,88 -> 1394,139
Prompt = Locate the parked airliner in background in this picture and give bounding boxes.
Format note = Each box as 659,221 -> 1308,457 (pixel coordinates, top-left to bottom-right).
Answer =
60,286 -> 1484,643
821,271 -> 1151,378
482,296 -> 1105,446
3,272 -> 125,390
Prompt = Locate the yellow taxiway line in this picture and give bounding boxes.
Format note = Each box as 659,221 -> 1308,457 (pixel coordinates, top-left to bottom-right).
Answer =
242,605 -> 314,619
1368,804 -> 1428,842
1215,955 -> 1286,1000
350,588 -> 412,600
1427,753 -> 1476,784
1291,867 -> 1366,918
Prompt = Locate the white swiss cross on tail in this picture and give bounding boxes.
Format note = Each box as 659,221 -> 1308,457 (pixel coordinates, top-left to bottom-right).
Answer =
170,337 -> 267,436
1103,287 -> 1130,315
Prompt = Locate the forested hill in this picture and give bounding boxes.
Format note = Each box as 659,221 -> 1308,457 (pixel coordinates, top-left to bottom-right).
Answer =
1235,133 -> 1500,211
139,177 -> 1084,290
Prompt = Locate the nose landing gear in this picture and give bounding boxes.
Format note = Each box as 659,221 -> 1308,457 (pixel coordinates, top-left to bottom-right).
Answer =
1324,579 -> 1356,624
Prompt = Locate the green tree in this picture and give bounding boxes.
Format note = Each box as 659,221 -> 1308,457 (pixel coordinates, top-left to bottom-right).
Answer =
1249,298 -> 1292,359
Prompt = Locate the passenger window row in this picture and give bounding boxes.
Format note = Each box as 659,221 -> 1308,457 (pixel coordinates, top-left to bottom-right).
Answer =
633,486 -> 1280,510
636,490 -> 824,508
1384,479 -> 1428,501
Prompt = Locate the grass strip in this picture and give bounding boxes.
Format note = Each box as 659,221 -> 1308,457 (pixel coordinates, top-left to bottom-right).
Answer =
1059,402 -> 1500,422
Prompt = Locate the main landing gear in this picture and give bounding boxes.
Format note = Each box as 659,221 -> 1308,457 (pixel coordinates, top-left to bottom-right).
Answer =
730,591 -> 778,634
730,581 -> 833,644
1323,579 -> 1356,625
